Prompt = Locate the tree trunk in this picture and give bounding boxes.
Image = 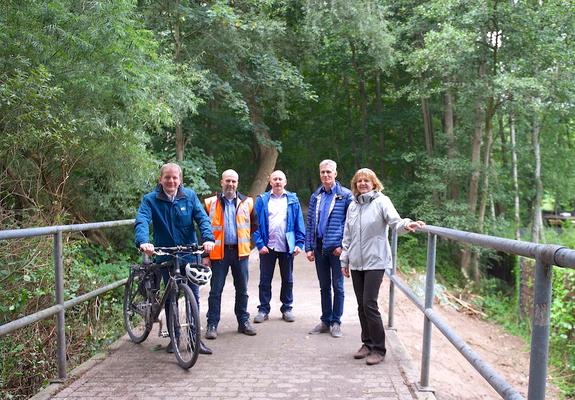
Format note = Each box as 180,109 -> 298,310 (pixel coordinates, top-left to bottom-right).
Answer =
461,63 -> 486,280
510,115 -> 521,242
172,0 -> 185,162
175,121 -> 184,162
444,89 -> 458,200
510,114 -> 528,318
375,71 -> 385,178
358,70 -> 368,167
350,41 -> 368,168
478,98 -> 495,233
246,95 -> 278,197
531,114 -> 543,244
422,97 -> 434,156
343,74 -> 358,170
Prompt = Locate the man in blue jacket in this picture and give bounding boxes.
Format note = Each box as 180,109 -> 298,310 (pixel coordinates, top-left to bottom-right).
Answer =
135,162 -> 215,354
252,170 -> 305,324
305,159 -> 352,338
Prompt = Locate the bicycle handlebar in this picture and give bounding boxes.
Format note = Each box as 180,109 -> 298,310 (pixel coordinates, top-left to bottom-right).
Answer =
152,244 -> 205,256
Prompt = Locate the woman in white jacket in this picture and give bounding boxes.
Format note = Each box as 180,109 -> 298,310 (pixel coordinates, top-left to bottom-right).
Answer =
340,168 -> 423,365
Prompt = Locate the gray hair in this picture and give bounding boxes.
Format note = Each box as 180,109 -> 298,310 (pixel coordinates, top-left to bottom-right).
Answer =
319,159 -> 337,172
160,162 -> 183,179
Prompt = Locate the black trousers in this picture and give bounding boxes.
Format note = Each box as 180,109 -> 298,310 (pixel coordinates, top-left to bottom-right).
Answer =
350,269 -> 386,355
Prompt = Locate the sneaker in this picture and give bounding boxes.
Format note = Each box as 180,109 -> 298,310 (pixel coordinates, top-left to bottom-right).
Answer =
308,322 -> 330,335
353,344 -> 370,359
330,322 -> 343,338
205,325 -> 217,340
282,310 -> 295,322
238,321 -> 257,336
366,351 -> 385,365
253,311 -> 269,323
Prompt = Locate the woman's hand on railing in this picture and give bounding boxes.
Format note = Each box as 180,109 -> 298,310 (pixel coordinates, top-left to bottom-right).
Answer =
406,221 -> 425,232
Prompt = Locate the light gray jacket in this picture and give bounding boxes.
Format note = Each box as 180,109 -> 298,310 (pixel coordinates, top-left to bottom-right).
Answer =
340,191 -> 411,271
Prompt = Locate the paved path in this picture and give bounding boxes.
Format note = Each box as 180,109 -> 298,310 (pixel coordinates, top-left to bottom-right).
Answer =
40,252 -> 433,400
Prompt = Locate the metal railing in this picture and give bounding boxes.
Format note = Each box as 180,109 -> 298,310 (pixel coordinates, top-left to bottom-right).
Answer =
1,220 -> 573,399
388,225 -> 575,400
0,219 -> 134,381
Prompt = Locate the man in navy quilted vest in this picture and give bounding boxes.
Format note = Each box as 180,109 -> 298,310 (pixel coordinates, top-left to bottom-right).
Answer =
305,160 -> 352,338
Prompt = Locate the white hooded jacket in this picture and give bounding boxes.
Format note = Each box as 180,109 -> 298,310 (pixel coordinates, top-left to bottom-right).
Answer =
340,190 -> 411,271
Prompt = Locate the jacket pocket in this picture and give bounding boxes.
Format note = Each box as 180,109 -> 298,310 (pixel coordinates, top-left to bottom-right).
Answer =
175,202 -> 193,227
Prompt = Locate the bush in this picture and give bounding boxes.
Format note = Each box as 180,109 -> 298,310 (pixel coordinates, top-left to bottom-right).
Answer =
0,237 -> 134,400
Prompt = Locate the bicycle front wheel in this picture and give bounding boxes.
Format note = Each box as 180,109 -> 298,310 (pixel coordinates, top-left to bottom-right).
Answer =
168,283 -> 200,369
123,266 -> 152,343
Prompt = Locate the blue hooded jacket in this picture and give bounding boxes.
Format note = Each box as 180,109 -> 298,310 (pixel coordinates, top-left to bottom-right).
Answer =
134,184 -> 215,254
253,190 -> 305,254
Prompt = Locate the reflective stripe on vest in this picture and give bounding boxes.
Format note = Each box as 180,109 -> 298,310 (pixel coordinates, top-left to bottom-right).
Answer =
204,195 -> 253,260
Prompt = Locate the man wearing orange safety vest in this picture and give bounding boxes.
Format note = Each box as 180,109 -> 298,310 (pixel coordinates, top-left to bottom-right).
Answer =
204,169 -> 258,339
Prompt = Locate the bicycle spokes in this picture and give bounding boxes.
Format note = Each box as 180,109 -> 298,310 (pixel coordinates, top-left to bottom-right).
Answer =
168,284 -> 200,369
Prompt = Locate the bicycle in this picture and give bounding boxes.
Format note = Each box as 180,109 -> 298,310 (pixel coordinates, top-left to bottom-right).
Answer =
123,244 -> 211,369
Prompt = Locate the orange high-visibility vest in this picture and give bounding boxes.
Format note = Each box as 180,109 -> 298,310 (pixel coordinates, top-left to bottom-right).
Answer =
204,195 -> 253,260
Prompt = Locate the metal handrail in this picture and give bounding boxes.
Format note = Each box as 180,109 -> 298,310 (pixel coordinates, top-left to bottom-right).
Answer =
387,224 -> 575,400
0,219 -> 134,381
1,220 -> 572,399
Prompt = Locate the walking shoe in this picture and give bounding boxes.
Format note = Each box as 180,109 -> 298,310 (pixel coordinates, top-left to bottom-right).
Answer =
308,322 -> 330,334
253,311 -> 269,323
366,351 -> 385,365
330,322 -> 343,338
353,344 -> 371,359
282,310 -> 295,322
205,325 -> 217,340
199,340 -> 213,355
166,340 -> 175,353
238,321 -> 257,336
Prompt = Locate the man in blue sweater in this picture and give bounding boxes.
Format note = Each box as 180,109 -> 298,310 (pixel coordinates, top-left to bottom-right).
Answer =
135,162 -> 215,354
253,170 -> 306,324
305,159 -> 352,338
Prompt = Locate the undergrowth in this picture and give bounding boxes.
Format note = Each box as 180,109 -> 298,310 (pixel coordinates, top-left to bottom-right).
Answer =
0,239 -> 136,400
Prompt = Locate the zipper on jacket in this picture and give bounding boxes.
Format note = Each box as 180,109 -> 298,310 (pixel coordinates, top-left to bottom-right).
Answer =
359,203 -> 364,268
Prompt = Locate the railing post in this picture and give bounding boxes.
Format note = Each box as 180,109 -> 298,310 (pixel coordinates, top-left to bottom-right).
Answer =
527,257 -> 553,400
54,230 -> 67,381
388,229 -> 398,328
419,232 -> 437,391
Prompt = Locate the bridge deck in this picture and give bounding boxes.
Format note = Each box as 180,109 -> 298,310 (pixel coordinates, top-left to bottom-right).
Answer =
42,252 -> 432,400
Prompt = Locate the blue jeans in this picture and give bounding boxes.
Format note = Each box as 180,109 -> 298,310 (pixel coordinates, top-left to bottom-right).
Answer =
258,249 -> 293,314
314,247 -> 344,326
207,246 -> 250,326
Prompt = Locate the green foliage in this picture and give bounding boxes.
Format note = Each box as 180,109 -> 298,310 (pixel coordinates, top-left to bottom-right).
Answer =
0,237 -> 134,399
474,277 -> 531,337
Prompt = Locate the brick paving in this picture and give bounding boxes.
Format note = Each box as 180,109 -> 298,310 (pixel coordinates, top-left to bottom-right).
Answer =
39,252 -> 434,400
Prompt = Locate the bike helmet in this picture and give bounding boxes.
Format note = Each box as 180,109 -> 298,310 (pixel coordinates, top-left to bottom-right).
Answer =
185,263 -> 212,285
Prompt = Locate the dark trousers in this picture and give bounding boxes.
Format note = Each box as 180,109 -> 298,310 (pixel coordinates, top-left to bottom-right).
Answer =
258,249 -> 293,314
350,269 -> 386,355
207,246 -> 250,326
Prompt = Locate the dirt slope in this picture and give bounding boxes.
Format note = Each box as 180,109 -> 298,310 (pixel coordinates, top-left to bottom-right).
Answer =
381,274 -> 562,400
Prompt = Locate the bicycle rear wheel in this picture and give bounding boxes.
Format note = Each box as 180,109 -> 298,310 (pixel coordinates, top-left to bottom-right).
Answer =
168,283 -> 200,369
123,266 -> 152,343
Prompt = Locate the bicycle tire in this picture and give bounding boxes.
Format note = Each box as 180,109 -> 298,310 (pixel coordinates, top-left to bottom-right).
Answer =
123,267 -> 153,343
168,283 -> 200,369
